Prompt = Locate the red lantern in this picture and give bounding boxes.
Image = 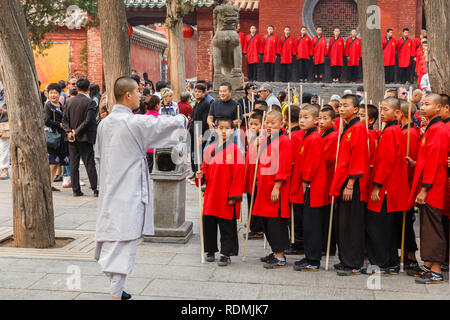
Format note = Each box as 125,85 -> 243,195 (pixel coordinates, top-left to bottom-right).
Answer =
128,24 -> 133,37
183,25 -> 194,39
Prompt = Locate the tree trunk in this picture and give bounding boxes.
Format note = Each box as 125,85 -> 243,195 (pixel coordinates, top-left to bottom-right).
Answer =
98,0 -> 131,107
166,0 -> 187,102
0,0 -> 55,248
357,0 -> 385,108
423,0 -> 450,95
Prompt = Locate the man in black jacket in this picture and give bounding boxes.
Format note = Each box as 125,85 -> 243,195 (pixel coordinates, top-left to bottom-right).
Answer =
63,78 -> 98,197
188,84 -> 210,182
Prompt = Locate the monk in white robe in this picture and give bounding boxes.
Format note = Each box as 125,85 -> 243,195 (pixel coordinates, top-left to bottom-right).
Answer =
94,77 -> 187,300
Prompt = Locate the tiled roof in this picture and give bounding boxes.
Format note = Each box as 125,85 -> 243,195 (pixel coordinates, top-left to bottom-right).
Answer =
125,0 -> 259,10
124,0 -> 215,9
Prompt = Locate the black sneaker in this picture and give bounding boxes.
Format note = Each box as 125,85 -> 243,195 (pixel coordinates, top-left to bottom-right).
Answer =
121,291 -> 133,300
407,265 -> 430,277
387,265 -> 400,275
93,190 -> 99,197
415,271 -> 444,284
361,266 -> 389,276
205,252 -> 215,262
285,246 -> 304,255
217,255 -> 231,267
405,259 -> 419,270
441,264 -> 449,272
263,256 -> 286,269
53,175 -> 63,182
51,187 -> 61,192
294,258 -> 307,266
337,267 -> 361,276
244,232 -> 264,240
293,259 -> 320,272
260,253 -> 274,263
73,191 -> 84,197
334,262 -> 345,271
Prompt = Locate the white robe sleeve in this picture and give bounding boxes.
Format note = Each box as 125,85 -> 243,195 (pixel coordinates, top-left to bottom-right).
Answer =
129,114 -> 187,150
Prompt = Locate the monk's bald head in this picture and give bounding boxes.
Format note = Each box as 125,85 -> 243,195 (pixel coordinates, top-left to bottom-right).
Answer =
382,97 -> 400,111
114,77 -> 139,102
423,93 -> 442,106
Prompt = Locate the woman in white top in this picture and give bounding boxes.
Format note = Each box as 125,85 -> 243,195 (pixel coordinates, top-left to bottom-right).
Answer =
159,88 -> 179,116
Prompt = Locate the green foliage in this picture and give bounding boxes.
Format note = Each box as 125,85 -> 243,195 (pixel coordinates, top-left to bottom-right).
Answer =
23,0 -> 99,54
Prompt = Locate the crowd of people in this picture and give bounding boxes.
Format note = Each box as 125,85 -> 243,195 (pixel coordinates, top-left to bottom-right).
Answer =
193,79 -> 449,286
238,24 -> 429,88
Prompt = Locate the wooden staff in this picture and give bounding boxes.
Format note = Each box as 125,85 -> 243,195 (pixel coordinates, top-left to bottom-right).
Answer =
300,84 -> 303,106
378,102 -> 382,131
325,116 -> 344,270
195,124 -> 206,264
237,104 -> 243,224
400,87 -> 414,273
243,111 -> 267,261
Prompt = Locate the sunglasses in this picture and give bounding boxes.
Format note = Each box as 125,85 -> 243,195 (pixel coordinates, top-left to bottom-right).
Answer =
400,92 -> 407,95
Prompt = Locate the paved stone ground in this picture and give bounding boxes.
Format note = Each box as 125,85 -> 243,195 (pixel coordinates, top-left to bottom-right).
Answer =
0,167 -> 449,300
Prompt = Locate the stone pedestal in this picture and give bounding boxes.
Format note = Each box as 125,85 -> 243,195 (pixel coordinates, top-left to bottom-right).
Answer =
213,72 -> 244,91
144,149 -> 193,244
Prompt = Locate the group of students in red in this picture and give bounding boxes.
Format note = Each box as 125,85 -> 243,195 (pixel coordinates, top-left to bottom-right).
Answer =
196,88 -> 450,284
239,24 -> 427,86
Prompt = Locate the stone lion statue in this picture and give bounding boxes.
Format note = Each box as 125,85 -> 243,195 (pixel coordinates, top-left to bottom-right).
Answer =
212,2 -> 244,90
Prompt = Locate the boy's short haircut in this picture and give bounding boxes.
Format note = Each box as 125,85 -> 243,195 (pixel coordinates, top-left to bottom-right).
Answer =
366,104 -> 379,121
206,82 -> 214,90
320,106 -> 336,119
403,28 -> 409,32
440,93 -> 450,106
195,84 -> 206,92
267,110 -> 283,121
180,91 -> 190,102
255,105 -> 269,113
341,94 -> 360,108
387,28 -> 393,33
382,97 -> 401,111
271,105 -> 282,113
399,99 -> 417,118
285,105 -> 301,122
254,100 -> 268,107
250,112 -> 263,123
216,117 -> 234,128
302,104 -> 320,118
329,99 -> 340,109
424,93 -> 442,105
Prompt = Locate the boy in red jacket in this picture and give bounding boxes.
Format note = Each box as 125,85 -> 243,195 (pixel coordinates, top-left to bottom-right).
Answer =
358,104 -> 380,168
243,112 -> 264,240
292,104 -> 329,271
296,26 -> 312,83
396,100 -> 420,271
243,25 -> 263,82
278,26 -> 297,83
407,93 -> 448,284
252,111 -> 293,268
365,97 -> 410,275
319,106 -> 338,256
329,94 -> 370,276
327,28 -> 345,83
262,25 -> 278,82
196,118 -> 245,266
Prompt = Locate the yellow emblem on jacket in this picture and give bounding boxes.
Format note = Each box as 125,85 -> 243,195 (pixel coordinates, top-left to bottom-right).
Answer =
300,146 -> 304,154
346,132 -> 352,141
421,137 -> 426,146
226,153 -> 232,161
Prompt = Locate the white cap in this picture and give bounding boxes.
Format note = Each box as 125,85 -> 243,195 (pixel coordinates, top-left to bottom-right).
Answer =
343,90 -> 352,95
330,94 -> 341,101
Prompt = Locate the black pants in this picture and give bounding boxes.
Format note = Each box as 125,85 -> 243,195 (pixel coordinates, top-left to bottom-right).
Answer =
297,58 -> 310,81
303,189 -> 324,264
280,63 -> 292,82
385,66 -> 395,83
68,141 -> 97,194
335,179 -> 365,269
398,67 -> 410,84
246,190 -> 263,233
248,63 -> 258,81
410,57 -> 416,83
393,208 -> 418,254
419,204 -> 446,264
330,66 -> 342,80
288,203 -> 304,249
322,204 -> 337,255
313,63 -> 324,80
442,215 -> 450,263
264,63 -> 275,82
203,211 -> 239,257
366,199 -> 399,268
347,66 -> 359,82
261,216 -> 290,253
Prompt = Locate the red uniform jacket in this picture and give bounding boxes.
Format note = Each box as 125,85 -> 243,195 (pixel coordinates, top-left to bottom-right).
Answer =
397,37 -> 414,68
198,142 -> 245,220
278,35 -> 296,64
253,132 -> 293,218
312,36 -> 327,65
408,118 -> 448,209
413,38 -> 421,57
296,35 -> 312,60
243,135 -> 259,194
327,37 -> 345,67
238,32 -> 245,51
382,36 -> 397,66
368,128 -> 380,167
330,118 -> 370,202
244,34 -> 263,64
322,128 -> 338,204
290,128 -> 328,207
263,34 -> 279,63
415,43 -> 423,74
367,122 -> 410,213
289,128 -> 305,204
344,37 -> 362,67
402,123 -> 420,184
443,119 -> 450,216
417,54 -> 427,89
333,116 -> 343,133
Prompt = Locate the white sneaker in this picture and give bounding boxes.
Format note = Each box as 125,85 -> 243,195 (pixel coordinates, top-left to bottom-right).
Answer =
80,181 -> 86,186
62,177 -> 71,188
